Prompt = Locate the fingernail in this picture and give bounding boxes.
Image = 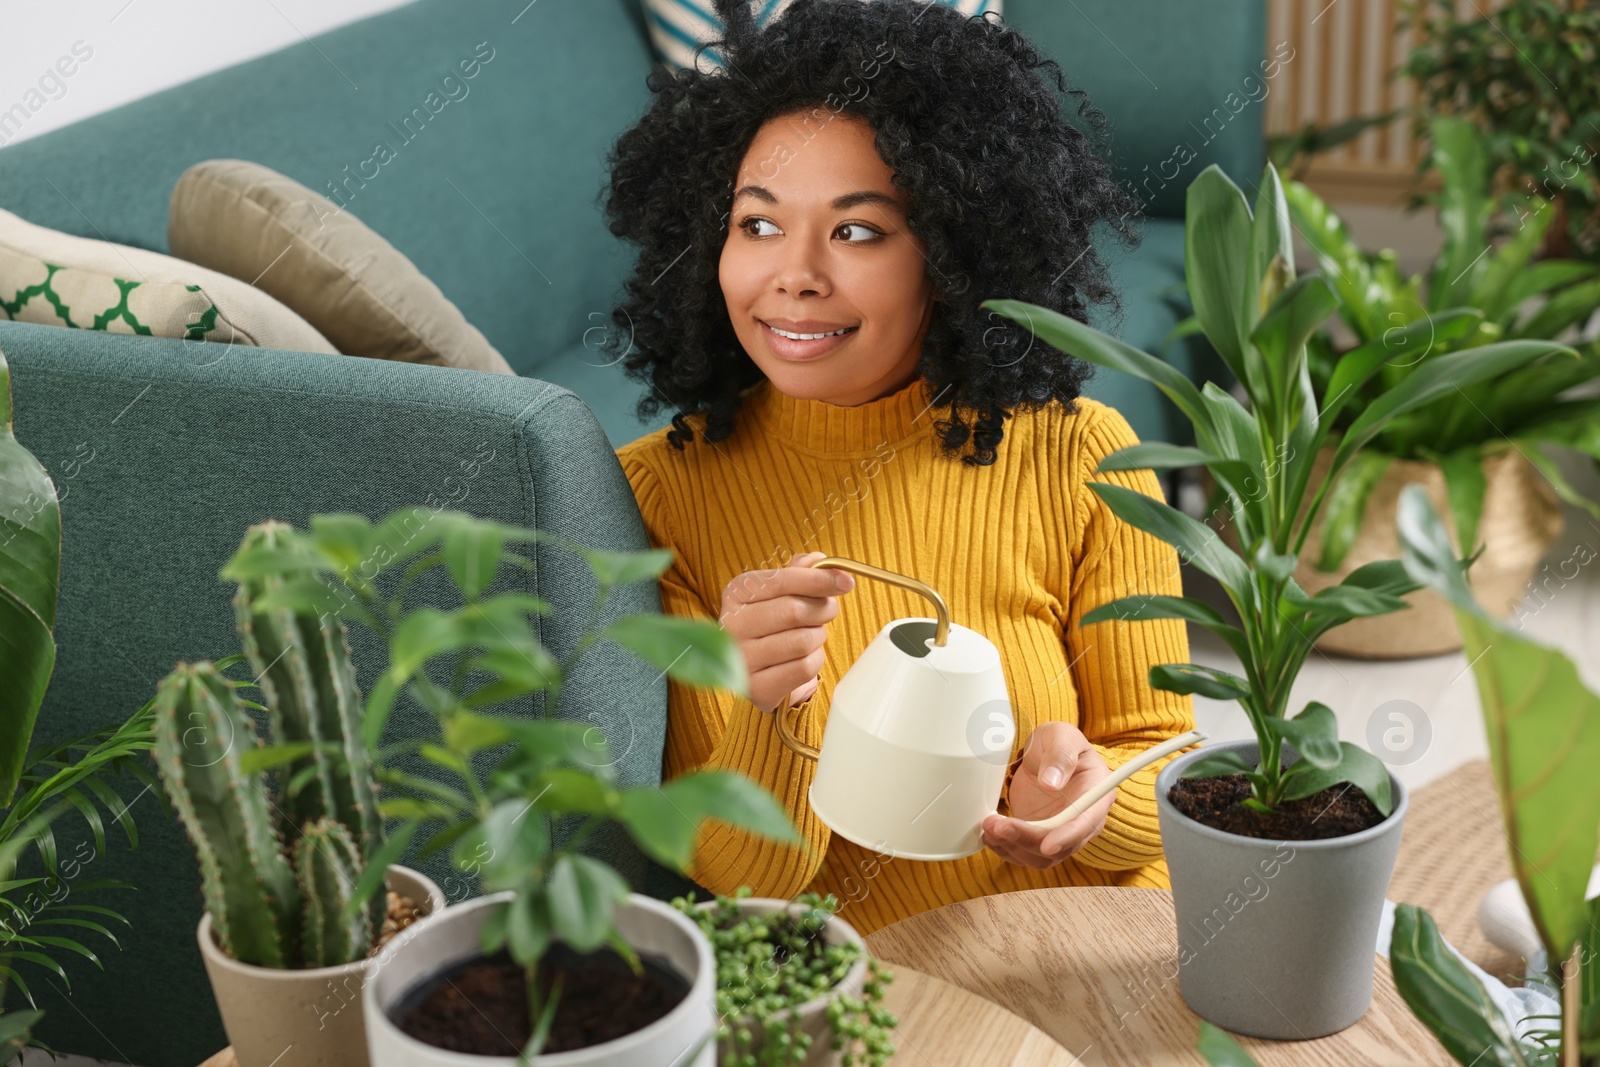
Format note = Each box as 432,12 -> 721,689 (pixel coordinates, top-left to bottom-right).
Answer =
1041,766 -> 1065,790
835,573 -> 852,591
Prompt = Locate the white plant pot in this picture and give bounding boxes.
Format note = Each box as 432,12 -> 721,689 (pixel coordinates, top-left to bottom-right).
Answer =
363,891 -> 717,1066
694,898 -> 868,1067
198,864 -> 446,1067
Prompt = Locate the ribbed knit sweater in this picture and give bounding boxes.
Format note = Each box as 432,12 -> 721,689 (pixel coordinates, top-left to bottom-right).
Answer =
615,373 -> 1196,936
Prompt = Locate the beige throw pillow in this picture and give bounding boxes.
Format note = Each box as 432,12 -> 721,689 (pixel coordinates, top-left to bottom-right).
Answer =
168,159 -> 514,376
0,206 -> 337,352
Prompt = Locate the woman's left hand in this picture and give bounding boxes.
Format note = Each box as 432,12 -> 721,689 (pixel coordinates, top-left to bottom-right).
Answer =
981,721 -> 1115,870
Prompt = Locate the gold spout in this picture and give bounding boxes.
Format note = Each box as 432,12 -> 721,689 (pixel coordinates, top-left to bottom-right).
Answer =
771,556 -> 950,761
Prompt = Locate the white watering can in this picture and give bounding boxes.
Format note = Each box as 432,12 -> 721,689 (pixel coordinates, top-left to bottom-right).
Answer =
772,556 -> 1206,860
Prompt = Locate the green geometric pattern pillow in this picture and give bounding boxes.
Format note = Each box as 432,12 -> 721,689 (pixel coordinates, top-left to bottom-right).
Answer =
642,0 -> 1003,73
0,206 -> 336,352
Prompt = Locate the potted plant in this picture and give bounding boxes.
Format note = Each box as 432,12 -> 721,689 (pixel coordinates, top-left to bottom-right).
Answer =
150,520 -> 445,1067
672,887 -> 894,1067
1274,114 -> 1600,657
217,508 -> 801,1064
982,160 -> 1576,1037
1197,486 -> 1600,1065
1400,0 -> 1600,263
0,343 -> 163,1057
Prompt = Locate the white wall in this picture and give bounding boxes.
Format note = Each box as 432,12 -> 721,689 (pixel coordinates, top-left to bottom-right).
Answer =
0,0 -> 418,148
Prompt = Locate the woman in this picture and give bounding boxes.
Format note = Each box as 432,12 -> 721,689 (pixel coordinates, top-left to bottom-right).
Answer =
604,0 -> 1195,936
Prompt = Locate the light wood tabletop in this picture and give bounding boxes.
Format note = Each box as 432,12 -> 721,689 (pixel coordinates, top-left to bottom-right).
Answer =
864,886 -> 1450,1067
199,961 -> 1076,1066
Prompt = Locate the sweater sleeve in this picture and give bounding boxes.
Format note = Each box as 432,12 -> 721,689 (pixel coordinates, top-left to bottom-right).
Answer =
616,448 -> 830,898
1062,403 -> 1198,871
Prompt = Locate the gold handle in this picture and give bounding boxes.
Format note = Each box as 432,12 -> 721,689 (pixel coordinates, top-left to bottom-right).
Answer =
771,556 -> 950,761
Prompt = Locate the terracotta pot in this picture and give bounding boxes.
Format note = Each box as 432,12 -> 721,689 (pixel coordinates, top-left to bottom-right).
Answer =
693,897 -> 869,1067
1216,443 -> 1562,658
362,891 -> 718,1066
198,864 -> 445,1067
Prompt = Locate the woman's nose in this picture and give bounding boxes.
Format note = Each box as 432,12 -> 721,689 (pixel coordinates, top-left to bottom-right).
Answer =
773,234 -> 830,297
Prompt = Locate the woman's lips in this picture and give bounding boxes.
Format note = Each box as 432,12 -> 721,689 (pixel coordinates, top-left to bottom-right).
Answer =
761,320 -> 859,361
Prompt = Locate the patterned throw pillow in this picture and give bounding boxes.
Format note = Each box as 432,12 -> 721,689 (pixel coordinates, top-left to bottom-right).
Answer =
641,0 -> 1002,73
0,206 -> 336,353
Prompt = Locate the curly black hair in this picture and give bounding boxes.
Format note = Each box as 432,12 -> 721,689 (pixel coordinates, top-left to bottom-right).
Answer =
601,0 -> 1143,465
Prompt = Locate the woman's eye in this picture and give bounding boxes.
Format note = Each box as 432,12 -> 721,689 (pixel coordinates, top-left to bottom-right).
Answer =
837,222 -> 881,242
740,216 -> 780,237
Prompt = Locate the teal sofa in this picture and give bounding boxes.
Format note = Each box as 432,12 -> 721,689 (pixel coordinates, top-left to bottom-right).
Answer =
0,1 -> 1263,1063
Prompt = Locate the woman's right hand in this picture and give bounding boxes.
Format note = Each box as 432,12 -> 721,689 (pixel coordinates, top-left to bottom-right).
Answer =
720,551 -> 855,714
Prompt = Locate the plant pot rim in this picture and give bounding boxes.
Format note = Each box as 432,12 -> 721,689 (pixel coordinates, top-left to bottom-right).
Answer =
196,862 -> 442,981
690,896 -> 870,1025
1155,739 -> 1409,850
366,889 -> 716,1064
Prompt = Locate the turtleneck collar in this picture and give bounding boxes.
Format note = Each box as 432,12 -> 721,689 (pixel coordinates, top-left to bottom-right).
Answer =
741,374 -> 949,455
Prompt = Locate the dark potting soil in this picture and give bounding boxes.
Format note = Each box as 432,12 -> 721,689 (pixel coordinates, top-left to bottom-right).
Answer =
391,943 -> 690,1055
1168,773 -> 1386,840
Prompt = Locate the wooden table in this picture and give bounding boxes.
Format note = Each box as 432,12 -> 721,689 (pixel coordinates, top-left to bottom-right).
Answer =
199,962 -> 1074,1066
864,887 -> 1450,1067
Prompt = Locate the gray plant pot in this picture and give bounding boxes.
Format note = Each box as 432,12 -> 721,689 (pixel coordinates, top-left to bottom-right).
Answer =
1154,739 -> 1408,1039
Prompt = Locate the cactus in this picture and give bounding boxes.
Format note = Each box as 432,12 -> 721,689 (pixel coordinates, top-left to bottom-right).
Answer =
295,818 -> 369,967
234,522 -> 381,860
153,663 -> 301,968
152,520 -> 389,970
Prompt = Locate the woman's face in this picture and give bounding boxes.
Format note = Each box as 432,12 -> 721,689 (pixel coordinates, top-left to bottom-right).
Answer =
720,108 -> 937,407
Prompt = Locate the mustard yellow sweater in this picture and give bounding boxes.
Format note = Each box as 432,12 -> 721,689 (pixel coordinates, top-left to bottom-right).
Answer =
615,374 -> 1195,936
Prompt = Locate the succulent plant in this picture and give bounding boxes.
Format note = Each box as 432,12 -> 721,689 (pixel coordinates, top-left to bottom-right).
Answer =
151,521 -> 385,969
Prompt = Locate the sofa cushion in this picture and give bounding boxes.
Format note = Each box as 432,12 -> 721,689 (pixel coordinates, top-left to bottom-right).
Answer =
642,0 -> 1002,72
169,159 -> 514,375
0,206 -> 336,351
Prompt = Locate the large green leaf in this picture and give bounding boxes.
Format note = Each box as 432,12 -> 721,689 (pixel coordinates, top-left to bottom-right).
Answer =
1184,165 -> 1257,389
602,614 -> 747,692
979,299 -> 1213,443
1249,272 -> 1338,429
1389,904 -> 1529,1067
616,770 -> 799,870
1428,116 -> 1493,312
1435,446 -> 1488,557
1284,179 -> 1389,342
1313,450 -> 1393,572
1331,341 -> 1576,477
1511,275 -> 1600,341
0,346 -> 60,806
1473,196 -> 1557,324
1084,482 -> 1252,598
1319,309 -> 1484,431
1399,486 -> 1600,962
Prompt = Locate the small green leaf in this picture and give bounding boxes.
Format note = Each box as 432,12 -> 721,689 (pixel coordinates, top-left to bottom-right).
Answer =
1264,702 -> 1341,770
1196,1020 -> 1263,1066
1149,663 -> 1250,701
1183,750 -> 1256,779
602,614 -> 747,692
1277,741 -> 1393,816
1313,450 -> 1392,572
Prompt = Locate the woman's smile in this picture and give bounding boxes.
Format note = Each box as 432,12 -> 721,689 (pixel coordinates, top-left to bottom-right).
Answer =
759,318 -> 861,361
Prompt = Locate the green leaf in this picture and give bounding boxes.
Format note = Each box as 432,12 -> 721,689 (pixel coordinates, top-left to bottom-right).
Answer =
1249,272 -> 1338,423
1339,558 -> 1423,600
440,520 -> 504,600
1400,489 -> 1600,964
1389,904 -> 1528,1067
1312,450 -> 1392,572
617,771 -> 799,871
1319,310 -> 1484,429
0,349 -> 60,806
1284,179 -> 1389,342
507,887 -> 552,966
1277,741 -> 1394,816
1518,441 -> 1600,524
1473,197 -> 1558,323
1511,275 -> 1600,341
1196,1020 -> 1263,1067
1096,443 -> 1212,473
340,822 -> 418,925
979,298 -> 1214,444
1436,447 -> 1487,557
1427,116 -> 1493,312
602,614 -> 747,692
1264,702 -> 1341,770
1184,165 -> 1257,388
1499,260 -> 1599,320
1183,750 -> 1256,779
579,547 -> 675,588
1084,483 -> 1252,598
1149,663 -> 1250,701
1082,594 -> 1253,667
1331,341 -> 1576,478
545,854 -> 629,954
531,768 -> 615,815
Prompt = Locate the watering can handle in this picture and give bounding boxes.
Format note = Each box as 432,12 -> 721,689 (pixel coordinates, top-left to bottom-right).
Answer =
1012,729 -> 1209,833
773,556 -> 951,762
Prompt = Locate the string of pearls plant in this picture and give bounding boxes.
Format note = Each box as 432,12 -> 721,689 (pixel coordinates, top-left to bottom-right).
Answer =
671,887 -> 896,1066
